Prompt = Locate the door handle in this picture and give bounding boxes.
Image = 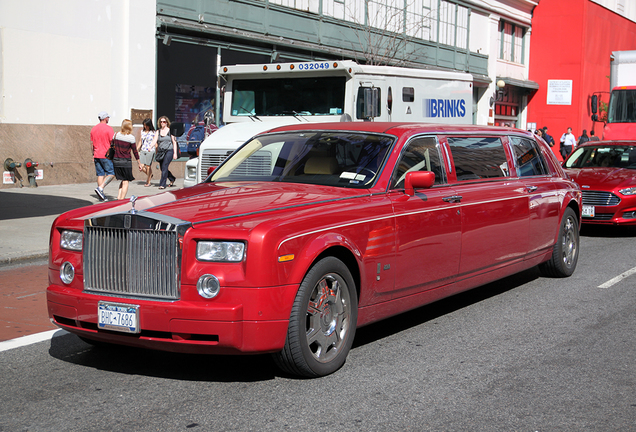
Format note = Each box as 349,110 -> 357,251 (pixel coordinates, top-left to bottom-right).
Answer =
526,186 -> 538,193
442,195 -> 462,203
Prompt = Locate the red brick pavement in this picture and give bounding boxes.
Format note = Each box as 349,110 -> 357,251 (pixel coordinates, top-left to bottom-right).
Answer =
0,264 -> 56,342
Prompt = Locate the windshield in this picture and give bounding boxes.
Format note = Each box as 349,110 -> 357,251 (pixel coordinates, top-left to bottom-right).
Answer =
608,89 -> 636,123
231,77 -> 346,117
564,145 -> 636,169
208,131 -> 394,188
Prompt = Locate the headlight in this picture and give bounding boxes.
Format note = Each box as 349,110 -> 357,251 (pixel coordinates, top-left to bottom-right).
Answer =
197,274 -> 220,299
60,261 -> 75,284
60,230 -> 83,251
196,241 -> 245,262
619,186 -> 636,196
186,166 -> 196,180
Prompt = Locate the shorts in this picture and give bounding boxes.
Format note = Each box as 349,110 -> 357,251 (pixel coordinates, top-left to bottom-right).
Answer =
139,151 -> 155,166
94,158 -> 115,177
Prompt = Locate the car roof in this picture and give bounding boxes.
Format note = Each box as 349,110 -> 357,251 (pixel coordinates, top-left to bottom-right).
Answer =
263,122 -> 531,137
578,140 -> 636,147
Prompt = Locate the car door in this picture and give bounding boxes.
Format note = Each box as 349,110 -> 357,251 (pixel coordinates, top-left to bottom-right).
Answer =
508,135 -> 561,256
389,135 -> 462,299
443,135 -> 530,285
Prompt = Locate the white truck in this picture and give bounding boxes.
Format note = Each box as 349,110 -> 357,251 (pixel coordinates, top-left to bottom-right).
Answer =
184,60 -> 473,186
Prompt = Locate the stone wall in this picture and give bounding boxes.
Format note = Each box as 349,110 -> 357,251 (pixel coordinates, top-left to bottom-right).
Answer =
0,124 -> 185,189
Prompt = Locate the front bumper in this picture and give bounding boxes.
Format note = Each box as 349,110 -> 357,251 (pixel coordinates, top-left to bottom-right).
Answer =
47,282 -> 297,355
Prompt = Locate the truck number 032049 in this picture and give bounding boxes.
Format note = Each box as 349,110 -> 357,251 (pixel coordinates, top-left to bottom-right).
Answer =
298,62 -> 330,70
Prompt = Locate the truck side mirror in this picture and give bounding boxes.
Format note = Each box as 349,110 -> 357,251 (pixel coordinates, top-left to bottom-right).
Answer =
357,87 -> 381,120
591,95 -> 598,114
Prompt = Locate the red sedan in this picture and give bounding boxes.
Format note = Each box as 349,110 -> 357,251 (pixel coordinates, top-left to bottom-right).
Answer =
47,123 -> 581,377
564,140 -> 636,225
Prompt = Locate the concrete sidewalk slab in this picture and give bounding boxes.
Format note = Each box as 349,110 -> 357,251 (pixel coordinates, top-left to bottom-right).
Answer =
0,178 -> 183,267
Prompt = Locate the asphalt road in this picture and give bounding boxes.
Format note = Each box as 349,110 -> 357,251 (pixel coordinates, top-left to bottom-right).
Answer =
1,226 -> 635,431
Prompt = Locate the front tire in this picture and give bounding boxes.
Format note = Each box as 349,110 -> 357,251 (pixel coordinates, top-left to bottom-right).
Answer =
274,257 -> 358,377
540,207 -> 579,277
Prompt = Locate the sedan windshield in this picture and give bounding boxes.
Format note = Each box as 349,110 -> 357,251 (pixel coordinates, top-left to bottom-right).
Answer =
565,145 -> 636,169
208,131 -> 394,188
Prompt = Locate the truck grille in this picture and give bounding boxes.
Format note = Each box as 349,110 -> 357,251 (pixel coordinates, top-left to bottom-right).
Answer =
581,191 -> 621,206
83,213 -> 189,300
200,149 -> 272,182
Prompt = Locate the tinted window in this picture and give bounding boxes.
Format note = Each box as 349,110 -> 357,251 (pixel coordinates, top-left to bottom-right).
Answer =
509,136 -> 548,176
402,87 -> 415,102
447,137 -> 509,180
565,145 -> 636,169
391,137 -> 445,188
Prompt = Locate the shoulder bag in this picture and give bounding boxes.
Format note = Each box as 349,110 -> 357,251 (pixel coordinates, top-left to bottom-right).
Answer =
105,134 -> 116,160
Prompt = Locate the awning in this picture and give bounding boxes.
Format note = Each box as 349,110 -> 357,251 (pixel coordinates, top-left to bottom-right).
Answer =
497,76 -> 540,90
471,73 -> 492,87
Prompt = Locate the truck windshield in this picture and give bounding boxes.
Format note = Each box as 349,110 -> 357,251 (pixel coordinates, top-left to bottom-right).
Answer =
608,89 -> 636,123
564,145 -> 636,169
208,131 -> 394,188
231,77 -> 346,117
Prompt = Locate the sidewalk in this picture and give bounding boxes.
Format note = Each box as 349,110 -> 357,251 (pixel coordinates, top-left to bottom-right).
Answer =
0,178 -> 183,267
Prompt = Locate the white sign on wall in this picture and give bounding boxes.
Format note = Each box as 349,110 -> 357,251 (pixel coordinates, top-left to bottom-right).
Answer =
547,80 -> 573,105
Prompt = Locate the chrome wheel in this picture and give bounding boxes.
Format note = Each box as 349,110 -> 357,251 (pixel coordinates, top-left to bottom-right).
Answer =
306,274 -> 351,363
561,214 -> 577,268
274,257 -> 358,377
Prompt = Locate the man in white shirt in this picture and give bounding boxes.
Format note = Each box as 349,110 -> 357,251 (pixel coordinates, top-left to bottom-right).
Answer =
560,127 -> 576,159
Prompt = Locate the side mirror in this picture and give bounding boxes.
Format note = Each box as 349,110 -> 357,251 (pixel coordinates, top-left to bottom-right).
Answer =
591,95 -> 598,114
171,122 -> 185,137
405,171 -> 435,196
356,87 -> 381,120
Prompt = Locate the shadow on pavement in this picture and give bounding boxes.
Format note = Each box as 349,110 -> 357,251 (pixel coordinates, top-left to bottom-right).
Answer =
0,191 -> 92,221
580,224 -> 636,238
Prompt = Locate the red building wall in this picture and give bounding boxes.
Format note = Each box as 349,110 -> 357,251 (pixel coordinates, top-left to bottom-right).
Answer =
528,0 -> 636,158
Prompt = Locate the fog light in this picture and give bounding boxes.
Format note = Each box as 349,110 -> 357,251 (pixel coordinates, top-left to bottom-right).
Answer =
197,274 -> 220,299
60,261 -> 75,285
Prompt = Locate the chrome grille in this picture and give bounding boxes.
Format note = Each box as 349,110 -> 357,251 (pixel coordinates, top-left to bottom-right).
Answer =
200,149 -> 272,182
200,150 -> 233,182
581,190 -> 621,206
83,226 -> 180,300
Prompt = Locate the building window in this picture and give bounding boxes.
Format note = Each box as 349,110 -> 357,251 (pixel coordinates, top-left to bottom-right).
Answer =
317,0 -> 470,52
499,20 -> 525,64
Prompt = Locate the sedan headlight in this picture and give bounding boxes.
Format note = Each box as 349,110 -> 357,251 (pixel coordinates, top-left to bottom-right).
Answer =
196,241 -> 245,262
60,230 -> 83,251
619,186 -> 636,196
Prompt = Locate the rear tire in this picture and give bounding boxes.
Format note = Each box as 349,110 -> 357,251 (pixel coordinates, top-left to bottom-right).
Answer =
540,207 -> 579,277
274,257 -> 358,377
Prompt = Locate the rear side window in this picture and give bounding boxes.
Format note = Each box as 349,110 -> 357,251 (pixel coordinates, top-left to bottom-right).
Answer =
391,136 -> 446,188
509,136 -> 548,176
447,137 -> 510,180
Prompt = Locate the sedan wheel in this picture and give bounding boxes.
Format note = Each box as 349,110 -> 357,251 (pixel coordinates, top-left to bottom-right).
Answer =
540,207 -> 579,277
274,257 -> 358,377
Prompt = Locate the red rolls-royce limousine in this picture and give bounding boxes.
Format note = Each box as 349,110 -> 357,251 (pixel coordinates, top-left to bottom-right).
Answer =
47,123 -> 582,377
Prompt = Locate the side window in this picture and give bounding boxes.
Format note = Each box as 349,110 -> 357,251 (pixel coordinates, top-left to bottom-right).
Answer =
509,136 -> 548,176
447,137 -> 510,180
391,137 -> 445,189
402,87 -> 415,102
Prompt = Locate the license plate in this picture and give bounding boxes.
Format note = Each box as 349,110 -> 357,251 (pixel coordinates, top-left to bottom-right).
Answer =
582,205 -> 595,218
98,302 -> 140,334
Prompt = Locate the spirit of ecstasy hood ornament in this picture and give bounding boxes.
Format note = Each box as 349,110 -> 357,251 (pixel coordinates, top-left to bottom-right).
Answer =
129,195 -> 138,214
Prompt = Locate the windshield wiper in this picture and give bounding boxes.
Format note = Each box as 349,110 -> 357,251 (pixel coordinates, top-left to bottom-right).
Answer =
240,106 -> 261,122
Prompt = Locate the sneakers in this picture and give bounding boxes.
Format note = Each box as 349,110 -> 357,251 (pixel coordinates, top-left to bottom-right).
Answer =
95,187 -> 106,201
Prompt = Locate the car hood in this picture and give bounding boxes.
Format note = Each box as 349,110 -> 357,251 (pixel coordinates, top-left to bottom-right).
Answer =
564,167 -> 636,190
65,182 -> 371,226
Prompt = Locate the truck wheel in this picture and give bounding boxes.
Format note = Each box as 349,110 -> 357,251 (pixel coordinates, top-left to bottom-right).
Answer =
274,257 -> 358,377
540,207 -> 579,277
